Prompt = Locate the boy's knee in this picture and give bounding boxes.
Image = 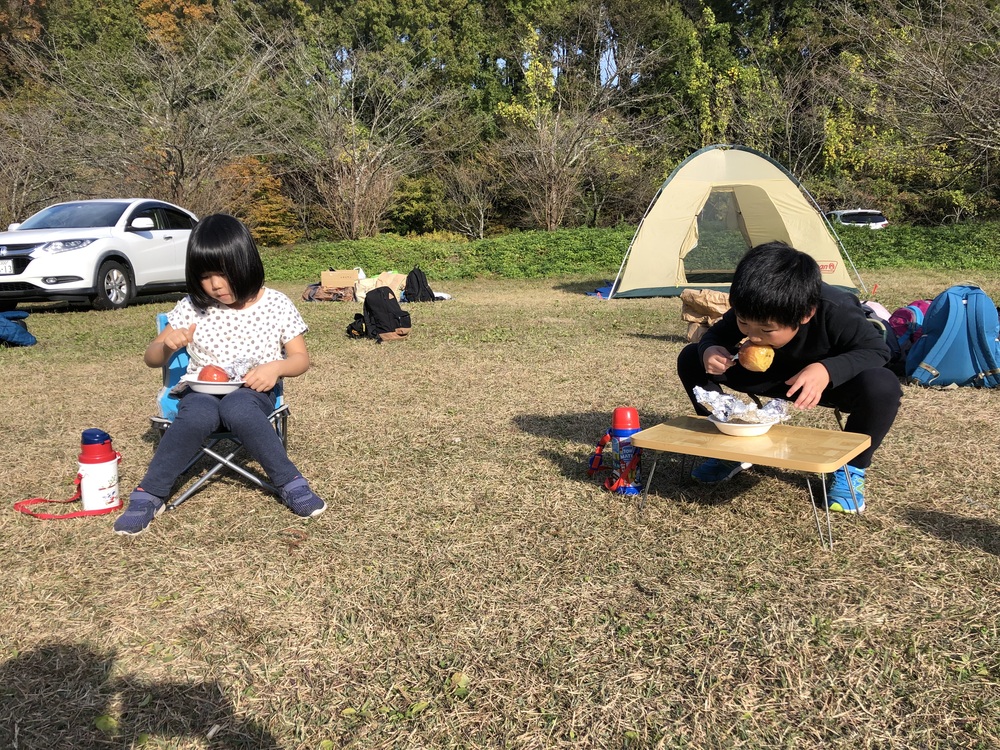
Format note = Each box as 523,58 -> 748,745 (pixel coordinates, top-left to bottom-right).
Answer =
677,343 -> 703,379
837,367 -> 902,416
862,367 -> 903,401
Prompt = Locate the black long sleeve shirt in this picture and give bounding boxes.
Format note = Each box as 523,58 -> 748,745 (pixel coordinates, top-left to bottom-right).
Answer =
697,283 -> 891,390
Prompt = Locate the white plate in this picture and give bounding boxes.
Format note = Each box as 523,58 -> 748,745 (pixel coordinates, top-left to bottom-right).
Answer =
708,415 -> 776,437
187,380 -> 245,395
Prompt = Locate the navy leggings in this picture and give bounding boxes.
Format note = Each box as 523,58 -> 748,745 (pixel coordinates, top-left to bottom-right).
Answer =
677,343 -> 902,468
140,387 -> 298,498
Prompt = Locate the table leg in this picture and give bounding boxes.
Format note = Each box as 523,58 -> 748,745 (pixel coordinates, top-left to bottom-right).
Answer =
806,474 -> 834,551
638,454 -> 660,511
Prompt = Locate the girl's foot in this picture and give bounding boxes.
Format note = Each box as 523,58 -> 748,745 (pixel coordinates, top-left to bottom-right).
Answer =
113,489 -> 165,535
279,477 -> 326,518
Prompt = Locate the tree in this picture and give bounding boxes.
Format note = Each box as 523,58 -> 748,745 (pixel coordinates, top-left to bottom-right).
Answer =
494,8 -> 671,230
7,5 -> 287,217
0,0 -> 44,89
282,44 -> 457,239
0,99 -> 75,225
833,0 -> 1000,220
439,148 -> 504,239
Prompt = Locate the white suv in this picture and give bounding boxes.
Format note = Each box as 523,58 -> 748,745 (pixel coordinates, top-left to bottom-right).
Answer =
826,209 -> 889,229
0,199 -> 198,311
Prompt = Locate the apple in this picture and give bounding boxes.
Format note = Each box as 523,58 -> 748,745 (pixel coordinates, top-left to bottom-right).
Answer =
198,365 -> 230,382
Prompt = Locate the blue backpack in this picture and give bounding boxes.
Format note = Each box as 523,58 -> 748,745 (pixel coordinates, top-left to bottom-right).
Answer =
905,285 -> 1000,387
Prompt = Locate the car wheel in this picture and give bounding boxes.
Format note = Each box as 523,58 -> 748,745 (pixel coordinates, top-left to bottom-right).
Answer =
0,301 -> 17,312
93,260 -> 134,310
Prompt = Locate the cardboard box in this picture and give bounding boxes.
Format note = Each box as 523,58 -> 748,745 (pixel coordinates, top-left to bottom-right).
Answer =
321,269 -> 360,288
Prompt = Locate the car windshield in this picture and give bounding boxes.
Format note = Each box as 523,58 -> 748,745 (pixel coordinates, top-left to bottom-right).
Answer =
18,202 -> 128,230
841,211 -> 887,224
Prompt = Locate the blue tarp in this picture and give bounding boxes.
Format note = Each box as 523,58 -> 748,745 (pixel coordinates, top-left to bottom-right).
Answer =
586,284 -> 615,298
1,311 -> 36,346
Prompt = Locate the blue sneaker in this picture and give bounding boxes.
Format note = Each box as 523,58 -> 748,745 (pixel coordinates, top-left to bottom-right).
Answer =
113,489 -> 164,535
279,477 -> 326,518
827,465 -> 866,513
691,458 -> 752,483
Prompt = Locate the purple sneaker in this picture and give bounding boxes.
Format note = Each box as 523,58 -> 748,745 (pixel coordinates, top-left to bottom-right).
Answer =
113,490 -> 164,535
279,477 -> 326,518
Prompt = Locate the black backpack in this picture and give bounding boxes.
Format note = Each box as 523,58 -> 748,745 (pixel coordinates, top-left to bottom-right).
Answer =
347,286 -> 412,342
404,266 -> 436,302
861,302 -> 905,376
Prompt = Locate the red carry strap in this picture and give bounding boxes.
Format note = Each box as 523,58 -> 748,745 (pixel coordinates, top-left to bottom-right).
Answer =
14,464 -> 123,520
603,448 -> 642,493
587,432 -> 611,476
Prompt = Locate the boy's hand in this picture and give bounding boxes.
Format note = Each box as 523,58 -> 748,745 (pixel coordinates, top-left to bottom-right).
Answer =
243,361 -> 282,392
163,324 -> 196,352
784,363 -> 831,409
703,346 -> 736,375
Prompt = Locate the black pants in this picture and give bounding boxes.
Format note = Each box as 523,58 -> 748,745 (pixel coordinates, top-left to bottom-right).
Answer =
677,343 -> 901,468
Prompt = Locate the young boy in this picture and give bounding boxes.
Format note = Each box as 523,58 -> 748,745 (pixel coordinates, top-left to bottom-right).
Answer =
676,241 -> 901,512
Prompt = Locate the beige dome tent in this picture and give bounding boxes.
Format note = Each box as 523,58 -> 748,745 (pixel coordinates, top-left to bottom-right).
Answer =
609,144 -> 863,298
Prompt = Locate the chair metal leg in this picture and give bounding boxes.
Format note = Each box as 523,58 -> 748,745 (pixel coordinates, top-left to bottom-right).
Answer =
200,444 -> 278,494
168,443 -> 243,510
159,404 -> 289,511
833,408 -> 846,430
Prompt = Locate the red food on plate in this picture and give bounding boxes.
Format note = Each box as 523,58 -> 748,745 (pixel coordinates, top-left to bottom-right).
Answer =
198,365 -> 230,382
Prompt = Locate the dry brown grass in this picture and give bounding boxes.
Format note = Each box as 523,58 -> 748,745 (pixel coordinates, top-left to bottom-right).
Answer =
2,271 -> 999,749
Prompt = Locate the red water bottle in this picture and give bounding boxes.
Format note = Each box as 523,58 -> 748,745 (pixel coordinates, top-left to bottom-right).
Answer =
78,428 -> 122,512
605,407 -> 642,495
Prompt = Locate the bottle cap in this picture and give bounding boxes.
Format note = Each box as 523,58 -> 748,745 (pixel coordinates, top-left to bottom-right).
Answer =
611,407 -> 640,431
79,428 -> 116,463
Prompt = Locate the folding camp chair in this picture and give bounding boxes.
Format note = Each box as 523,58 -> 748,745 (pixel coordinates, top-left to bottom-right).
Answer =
149,313 -> 290,510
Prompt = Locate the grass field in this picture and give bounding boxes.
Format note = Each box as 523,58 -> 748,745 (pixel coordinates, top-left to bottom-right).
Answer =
2,269 -> 999,749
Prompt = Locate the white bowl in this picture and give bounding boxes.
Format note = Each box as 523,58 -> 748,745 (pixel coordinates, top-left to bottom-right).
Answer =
708,415 -> 776,437
187,380 -> 245,395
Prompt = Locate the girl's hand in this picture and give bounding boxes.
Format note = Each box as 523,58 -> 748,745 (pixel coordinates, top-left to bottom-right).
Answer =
243,361 -> 282,392
145,324 -> 196,368
784,363 -> 831,409
162,324 -> 196,352
703,346 -> 736,375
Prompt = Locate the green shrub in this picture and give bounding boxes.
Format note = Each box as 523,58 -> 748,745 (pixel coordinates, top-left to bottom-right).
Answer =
261,227 -> 634,282
838,222 -> 1000,271
259,221 -> 1000,283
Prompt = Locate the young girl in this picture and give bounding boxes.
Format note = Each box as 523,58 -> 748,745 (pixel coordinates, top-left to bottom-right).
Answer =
114,214 -> 325,535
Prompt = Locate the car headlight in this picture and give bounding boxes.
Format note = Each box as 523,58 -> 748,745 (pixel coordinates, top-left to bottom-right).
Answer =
35,238 -> 98,254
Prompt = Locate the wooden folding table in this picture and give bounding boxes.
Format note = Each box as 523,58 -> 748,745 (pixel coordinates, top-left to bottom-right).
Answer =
631,416 -> 871,549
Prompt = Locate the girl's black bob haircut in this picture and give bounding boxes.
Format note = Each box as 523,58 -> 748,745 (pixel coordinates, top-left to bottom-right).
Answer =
185,214 -> 265,310
729,241 -> 821,328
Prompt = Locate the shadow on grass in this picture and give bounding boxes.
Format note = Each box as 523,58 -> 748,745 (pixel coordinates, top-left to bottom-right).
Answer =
628,330 -> 689,343
514,410 -> 687,447
551,279 -> 614,295
641,454 -> 772,507
0,643 -> 278,748
15,293 -> 185,316
904,508 -> 1000,556
517,407 -> 769,508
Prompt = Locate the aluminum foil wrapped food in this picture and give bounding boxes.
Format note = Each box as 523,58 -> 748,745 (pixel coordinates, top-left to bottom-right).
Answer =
226,358 -> 260,380
693,387 -> 791,424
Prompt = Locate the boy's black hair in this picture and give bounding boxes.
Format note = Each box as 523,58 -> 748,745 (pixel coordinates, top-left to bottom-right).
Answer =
728,241 -> 821,328
185,214 -> 265,310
